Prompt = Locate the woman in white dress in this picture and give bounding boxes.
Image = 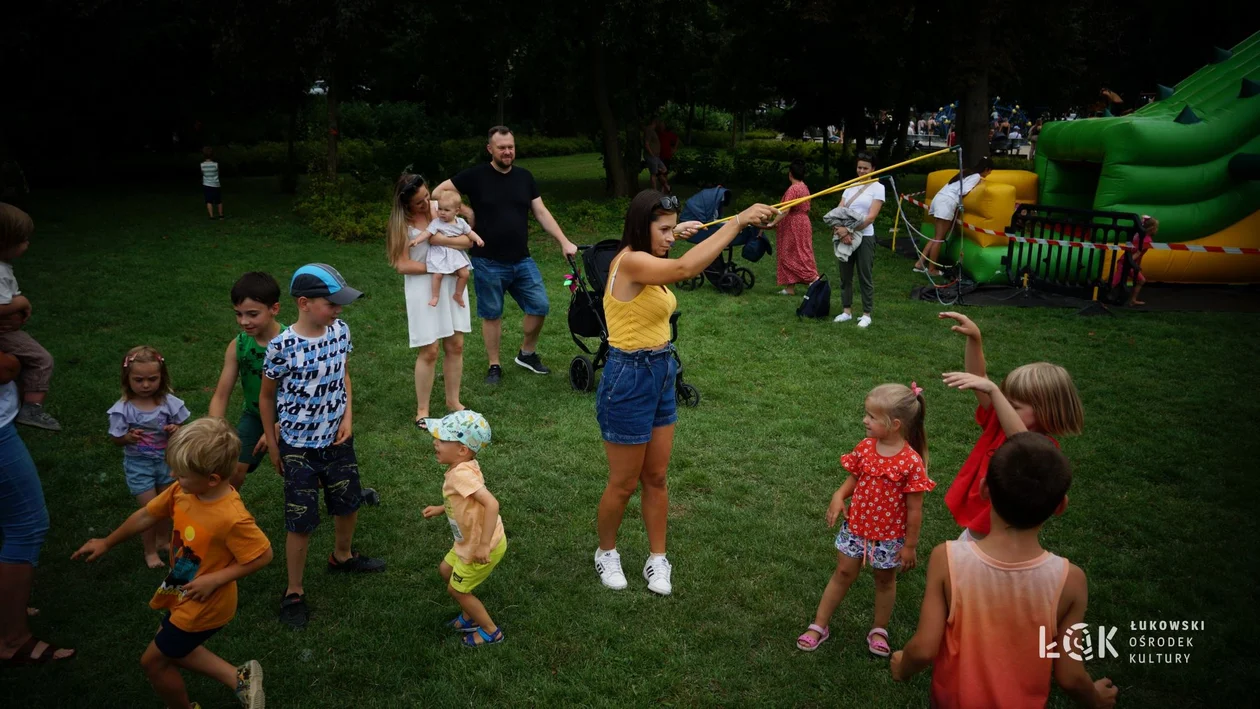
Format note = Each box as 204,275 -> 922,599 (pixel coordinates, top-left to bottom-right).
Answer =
387,173 -> 474,428
915,156 -> 993,277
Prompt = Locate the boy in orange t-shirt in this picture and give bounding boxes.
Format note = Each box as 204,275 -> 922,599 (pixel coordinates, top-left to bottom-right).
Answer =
421,410 -> 507,648
74,418 -> 273,709
890,433 -> 1118,709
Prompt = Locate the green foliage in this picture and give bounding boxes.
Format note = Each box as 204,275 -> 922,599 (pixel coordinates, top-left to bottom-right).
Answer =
290,135 -> 603,243
672,146 -> 1031,190
292,172 -> 390,243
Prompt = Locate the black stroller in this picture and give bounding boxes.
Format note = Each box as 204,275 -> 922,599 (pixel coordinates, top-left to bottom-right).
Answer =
675,186 -> 763,295
565,240 -> 701,407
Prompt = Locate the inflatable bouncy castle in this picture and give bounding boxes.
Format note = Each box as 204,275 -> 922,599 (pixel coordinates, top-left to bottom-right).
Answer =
916,31 -> 1259,286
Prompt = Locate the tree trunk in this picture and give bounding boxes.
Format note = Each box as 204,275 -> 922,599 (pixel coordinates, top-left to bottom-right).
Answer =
685,97 -> 695,144
622,120 -> 641,193
325,76 -> 340,180
729,111 -> 737,149
496,53 -> 508,126
283,99 -> 298,193
960,18 -> 993,166
880,90 -> 912,165
590,43 -> 629,196
822,128 -> 831,185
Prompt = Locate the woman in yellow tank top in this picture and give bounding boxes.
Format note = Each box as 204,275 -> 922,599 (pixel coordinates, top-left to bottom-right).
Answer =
593,190 -> 778,596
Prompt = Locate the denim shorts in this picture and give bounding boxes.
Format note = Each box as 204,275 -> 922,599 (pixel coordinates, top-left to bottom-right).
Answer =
835,520 -> 905,570
595,347 -> 678,445
0,423 -> 49,566
470,256 -> 550,320
124,455 -> 172,496
280,438 -> 362,534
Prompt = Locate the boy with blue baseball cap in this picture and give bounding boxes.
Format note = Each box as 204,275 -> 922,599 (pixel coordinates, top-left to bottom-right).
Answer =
260,263 -> 385,629
421,410 -> 507,647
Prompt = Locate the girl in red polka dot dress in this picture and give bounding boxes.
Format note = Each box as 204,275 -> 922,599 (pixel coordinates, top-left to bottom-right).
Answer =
797,383 -> 935,656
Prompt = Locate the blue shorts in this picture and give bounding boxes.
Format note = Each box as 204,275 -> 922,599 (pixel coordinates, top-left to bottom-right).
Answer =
203,185 -> 222,205
595,347 -> 678,445
470,256 -> 550,320
835,521 -> 905,570
124,455 -> 172,496
280,438 -> 362,534
154,613 -> 222,659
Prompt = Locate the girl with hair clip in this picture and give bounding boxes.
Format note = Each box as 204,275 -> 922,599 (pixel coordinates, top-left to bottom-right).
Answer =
797,383 -> 935,656
107,346 -> 189,568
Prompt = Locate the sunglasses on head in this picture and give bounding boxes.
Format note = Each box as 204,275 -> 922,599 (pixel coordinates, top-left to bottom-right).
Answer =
657,195 -> 680,212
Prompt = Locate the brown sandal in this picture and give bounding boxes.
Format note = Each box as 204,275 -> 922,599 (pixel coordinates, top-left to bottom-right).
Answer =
2,636 -> 76,665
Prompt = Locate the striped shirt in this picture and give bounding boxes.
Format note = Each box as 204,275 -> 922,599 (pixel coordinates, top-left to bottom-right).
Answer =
201,161 -> 221,187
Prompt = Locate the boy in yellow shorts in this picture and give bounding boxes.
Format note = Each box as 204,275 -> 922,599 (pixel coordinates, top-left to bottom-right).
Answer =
421,410 -> 506,647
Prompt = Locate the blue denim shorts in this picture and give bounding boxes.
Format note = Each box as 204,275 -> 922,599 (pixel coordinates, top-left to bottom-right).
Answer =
595,347 -> 678,445
123,454 -> 172,496
471,256 -> 550,320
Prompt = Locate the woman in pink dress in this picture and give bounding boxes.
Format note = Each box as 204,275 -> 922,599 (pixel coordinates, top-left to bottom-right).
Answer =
765,160 -> 819,295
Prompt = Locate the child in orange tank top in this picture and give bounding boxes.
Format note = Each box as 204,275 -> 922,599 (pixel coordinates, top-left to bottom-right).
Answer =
890,433 -> 1118,709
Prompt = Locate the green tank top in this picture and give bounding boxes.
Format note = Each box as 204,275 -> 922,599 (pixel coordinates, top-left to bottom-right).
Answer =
236,328 -> 280,415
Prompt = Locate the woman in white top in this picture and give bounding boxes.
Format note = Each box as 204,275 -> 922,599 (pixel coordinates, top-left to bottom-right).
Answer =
916,156 -> 993,277
387,173 -> 475,429
833,153 -> 885,328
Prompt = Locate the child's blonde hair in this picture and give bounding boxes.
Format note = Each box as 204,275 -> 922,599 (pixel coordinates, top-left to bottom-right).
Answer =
387,172 -> 428,266
867,383 -> 929,467
121,346 -> 172,403
167,418 -> 240,480
437,190 -> 463,211
1001,363 -> 1084,436
0,203 -> 33,251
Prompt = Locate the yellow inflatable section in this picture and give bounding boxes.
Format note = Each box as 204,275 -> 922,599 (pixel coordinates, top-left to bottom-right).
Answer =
1139,211 -> 1260,283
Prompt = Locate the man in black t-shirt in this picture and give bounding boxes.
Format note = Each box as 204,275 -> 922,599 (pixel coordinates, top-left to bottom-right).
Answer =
435,126 -> 577,385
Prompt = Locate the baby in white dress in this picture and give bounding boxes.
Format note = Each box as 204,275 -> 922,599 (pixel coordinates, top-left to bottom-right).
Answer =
409,190 -> 484,307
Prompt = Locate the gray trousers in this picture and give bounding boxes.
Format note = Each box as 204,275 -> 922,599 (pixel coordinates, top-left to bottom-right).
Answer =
838,234 -> 875,314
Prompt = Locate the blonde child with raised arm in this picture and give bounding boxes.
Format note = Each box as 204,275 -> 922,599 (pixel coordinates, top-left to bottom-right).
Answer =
938,311 -> 1083,541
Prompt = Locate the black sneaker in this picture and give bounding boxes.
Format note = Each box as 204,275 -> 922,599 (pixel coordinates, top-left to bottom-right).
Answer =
485,364 -> 503,385
278,593 -> 308,629
328,551 -> 386,573
514,351 -> 551,375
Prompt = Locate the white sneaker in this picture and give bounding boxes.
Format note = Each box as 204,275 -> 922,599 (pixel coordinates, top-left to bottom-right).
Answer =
858,315 -> 872,328
834,312 -> 853,323
643,555 -> 673,596
594,549 -> 628,590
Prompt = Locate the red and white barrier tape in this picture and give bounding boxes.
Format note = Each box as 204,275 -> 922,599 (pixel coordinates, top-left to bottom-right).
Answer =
897,193 -> 1260,255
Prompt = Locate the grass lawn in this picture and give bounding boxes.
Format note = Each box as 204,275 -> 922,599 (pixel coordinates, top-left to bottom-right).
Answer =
4,153 -> 1257,707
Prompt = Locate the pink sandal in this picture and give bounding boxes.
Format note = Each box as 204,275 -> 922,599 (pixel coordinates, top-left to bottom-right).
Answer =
796,624 -> 830,651
867,627 -> 891,657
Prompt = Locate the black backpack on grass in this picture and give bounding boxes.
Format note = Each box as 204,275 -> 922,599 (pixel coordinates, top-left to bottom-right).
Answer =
796,275 -> 831,319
